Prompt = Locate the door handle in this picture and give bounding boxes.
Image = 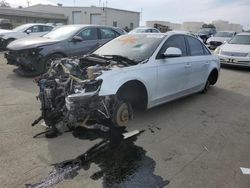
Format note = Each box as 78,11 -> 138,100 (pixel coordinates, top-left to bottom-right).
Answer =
205,61 -> 209,65
185,63 -> 191,68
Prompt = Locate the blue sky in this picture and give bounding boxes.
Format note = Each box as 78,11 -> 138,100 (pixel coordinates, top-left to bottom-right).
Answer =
6,0 -> 250,29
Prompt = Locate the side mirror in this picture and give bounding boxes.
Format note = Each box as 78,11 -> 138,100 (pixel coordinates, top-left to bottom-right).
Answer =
163,47 -> 182,57
72,36 -> 83,42
26,29 -> 32,34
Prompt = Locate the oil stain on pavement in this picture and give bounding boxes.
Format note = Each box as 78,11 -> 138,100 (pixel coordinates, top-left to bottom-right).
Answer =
26,126 -> 169,188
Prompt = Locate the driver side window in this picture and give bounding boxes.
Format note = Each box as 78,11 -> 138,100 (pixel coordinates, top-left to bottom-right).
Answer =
157,35 -> 187,59
77,28 -> 98,41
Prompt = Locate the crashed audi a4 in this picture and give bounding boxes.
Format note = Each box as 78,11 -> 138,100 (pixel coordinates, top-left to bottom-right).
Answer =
33,32 -> 220,137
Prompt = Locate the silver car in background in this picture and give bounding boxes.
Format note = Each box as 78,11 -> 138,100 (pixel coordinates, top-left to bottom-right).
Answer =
0,23 -> 54,49
214,33 -> 250,67
207,31 -> 236,50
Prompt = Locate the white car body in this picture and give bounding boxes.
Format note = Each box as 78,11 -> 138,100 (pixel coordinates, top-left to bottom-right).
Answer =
0,23 -> 54,40
207,31 -> 236,50
95,33 -> 220,109
0,23 -> 54,48
215,33 -> 250,67
37,32 -> 220,129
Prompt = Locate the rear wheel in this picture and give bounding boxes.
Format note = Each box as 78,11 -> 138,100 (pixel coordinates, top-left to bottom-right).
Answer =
202,79 -> 210,94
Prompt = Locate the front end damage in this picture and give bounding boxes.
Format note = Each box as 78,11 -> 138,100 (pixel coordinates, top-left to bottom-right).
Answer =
33,55 -> 134,136
5,48 -> 45,76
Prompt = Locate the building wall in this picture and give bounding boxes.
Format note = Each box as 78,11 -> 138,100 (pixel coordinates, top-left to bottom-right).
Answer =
146,20 -> 243,33
146,21 -> 181,30
181,22 -> 205,32
24,5 -> 140,30
105,8 -> 139,30
211,20 -> 242,32
0,7 -> 66,27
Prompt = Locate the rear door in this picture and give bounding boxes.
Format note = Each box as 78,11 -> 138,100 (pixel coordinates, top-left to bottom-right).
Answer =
68,27 -> 99,56
155,35 -> 190,103
185,36 -> 210,89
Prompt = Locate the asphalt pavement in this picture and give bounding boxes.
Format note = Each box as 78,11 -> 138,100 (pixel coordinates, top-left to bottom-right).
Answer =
0,53 -> 250,188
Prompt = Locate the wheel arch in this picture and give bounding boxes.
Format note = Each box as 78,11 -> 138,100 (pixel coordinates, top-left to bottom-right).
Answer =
208,68 -> 219,85
46,52 -> 67,59
116,79 -> 149,110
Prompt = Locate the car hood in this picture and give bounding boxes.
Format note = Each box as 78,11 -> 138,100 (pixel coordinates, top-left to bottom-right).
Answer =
220,43 -> 250,53
208,37 -> 231,43
0,29 -> 15,35
7,37 -> 60,50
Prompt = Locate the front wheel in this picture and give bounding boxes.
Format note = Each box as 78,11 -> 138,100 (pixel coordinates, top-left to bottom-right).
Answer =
44,54 -> 64,73
201,79 -> 210,94
112,101 -> 133,127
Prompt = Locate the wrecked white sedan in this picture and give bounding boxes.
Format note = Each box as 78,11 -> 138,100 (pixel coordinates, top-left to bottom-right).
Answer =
33,32 -> 220,137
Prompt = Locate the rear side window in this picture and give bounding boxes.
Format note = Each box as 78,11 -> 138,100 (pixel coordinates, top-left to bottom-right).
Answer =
186,36 -> 205,56
78,28 -> 98,40
157,35 -> 187,58
100,28 -> 116,39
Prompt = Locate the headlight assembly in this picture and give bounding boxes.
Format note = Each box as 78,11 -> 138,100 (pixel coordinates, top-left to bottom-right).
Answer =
85,79 -> 103,92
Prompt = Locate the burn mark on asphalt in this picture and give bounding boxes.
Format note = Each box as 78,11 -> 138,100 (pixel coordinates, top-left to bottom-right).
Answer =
26,126 -> 169,188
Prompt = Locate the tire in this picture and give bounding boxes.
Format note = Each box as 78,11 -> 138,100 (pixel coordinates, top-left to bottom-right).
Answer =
44,54 -> 64,73
201,79 -> 210,94
112,100 -> 133,127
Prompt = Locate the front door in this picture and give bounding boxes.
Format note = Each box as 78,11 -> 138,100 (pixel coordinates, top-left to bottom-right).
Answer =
68,28 -> 99,56
155,35 -> 190,104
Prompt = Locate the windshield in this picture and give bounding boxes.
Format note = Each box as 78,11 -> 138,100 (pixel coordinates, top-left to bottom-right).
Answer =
229,35 -> 250,45
93,34 -> 165,62
13,24 -> 32,32
214,32 -> 234,37
43,25 -> 81,40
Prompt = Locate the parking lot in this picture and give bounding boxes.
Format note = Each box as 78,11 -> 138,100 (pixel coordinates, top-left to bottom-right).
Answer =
0,52 -> 250,188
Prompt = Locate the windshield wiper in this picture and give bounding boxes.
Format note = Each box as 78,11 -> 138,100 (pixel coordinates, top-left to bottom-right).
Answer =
103,55 -> 138,66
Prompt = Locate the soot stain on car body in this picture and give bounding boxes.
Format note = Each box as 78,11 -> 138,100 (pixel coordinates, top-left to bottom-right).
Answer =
26,127 -> 169,188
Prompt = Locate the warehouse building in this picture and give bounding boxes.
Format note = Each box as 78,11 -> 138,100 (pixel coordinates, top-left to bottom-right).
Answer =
146,20 -> 242,33
211,20 -> 243,33
24,4 -> 140,30
0,7 -> 67,27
